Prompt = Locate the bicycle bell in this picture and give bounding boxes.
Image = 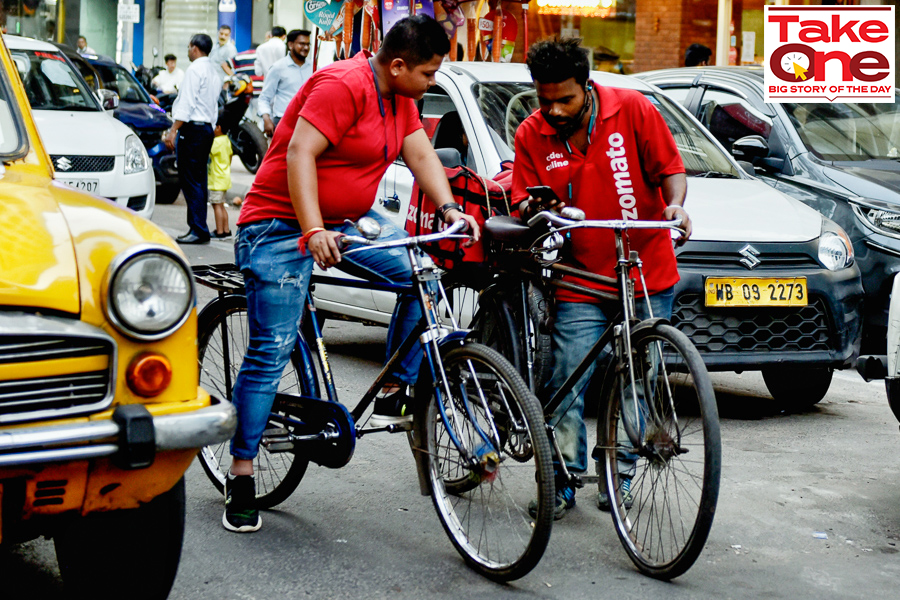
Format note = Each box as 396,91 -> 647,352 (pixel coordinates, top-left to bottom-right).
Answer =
355,217 -> 382,240
560,206 -> 585,221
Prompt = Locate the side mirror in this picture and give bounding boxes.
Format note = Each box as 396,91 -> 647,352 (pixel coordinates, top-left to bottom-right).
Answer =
736,160 -> 756,176
98,89 -> 119,111
731,135 -> 769,163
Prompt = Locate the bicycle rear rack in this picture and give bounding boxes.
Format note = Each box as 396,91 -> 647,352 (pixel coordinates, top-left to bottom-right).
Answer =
193,263 -> 244,292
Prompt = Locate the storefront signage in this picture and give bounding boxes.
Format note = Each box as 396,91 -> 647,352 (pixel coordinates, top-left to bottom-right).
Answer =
764,5 -> 894,103
536,0 -> 613,19
117,3 -> 141,23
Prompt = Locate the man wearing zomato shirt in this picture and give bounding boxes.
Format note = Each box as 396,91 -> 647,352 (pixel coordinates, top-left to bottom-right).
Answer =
223,15 -> 479,534
512,38 -> 692,520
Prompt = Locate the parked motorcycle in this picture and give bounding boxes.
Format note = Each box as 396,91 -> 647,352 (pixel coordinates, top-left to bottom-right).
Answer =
222,74 -> 268,174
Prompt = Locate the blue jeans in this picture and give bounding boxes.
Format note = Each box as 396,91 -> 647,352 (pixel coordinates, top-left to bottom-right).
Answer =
545,288 -> 675,473
229,211 -> 425,460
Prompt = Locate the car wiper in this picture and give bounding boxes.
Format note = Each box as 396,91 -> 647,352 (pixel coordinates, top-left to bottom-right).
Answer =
691,171 -> 739,178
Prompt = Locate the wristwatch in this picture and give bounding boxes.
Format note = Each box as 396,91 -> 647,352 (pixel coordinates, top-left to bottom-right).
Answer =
435,202 -> 463,223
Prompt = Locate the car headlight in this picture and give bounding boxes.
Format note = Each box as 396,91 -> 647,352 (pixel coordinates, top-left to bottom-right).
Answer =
124,134 -> 149,174
850,197 -> 900,239
818,219 -> 854,271
103,246 -> 194,341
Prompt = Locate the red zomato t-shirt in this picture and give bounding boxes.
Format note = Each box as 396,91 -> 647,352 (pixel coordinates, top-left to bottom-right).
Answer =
512,85 -> 685,302
238,51 -> 423,226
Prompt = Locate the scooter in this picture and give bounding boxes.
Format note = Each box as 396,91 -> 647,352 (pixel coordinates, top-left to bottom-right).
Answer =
221,74 -> 268,174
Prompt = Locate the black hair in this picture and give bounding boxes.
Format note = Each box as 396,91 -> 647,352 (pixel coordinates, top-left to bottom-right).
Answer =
216,109 -> 231,135
379,15 -> 449,67
78,35 -> 87,42
287,29 -> 311,44
272,26 -> 287,38
526,38 -> 590,87
684,43 -> 712,67
164,53 -> 177,62
219,24 -> 232,32
190,34 -> 213,56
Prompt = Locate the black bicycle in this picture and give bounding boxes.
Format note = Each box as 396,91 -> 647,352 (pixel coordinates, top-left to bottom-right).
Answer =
193,219 -> 554,581
445,209 -> 722,580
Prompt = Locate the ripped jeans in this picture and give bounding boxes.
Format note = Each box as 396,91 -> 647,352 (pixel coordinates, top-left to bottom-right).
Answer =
230,211 -> 423,460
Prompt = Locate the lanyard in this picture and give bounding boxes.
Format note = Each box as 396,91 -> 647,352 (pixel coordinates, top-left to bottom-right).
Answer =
368,58 -> 396,162
563,82 -> 597,202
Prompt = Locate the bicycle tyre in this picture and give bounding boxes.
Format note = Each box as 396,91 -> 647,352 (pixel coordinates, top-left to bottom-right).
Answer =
597,322 -> 720,579
197,294 -> 313,509
417,343 -> 554,582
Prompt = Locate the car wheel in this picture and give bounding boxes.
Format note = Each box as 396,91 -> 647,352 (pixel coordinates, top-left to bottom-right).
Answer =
55,477 -> 185,600
156,182 -> 181,205
762,367 -> 833,410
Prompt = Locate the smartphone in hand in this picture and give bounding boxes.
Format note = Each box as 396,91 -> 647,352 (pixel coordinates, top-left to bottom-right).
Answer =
526,185 -> 565,212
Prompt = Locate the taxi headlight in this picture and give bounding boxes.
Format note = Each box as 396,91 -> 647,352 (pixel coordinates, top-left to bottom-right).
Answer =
104,247 -> 194,340
817,220 -> 854,271
124,134 -> 149,174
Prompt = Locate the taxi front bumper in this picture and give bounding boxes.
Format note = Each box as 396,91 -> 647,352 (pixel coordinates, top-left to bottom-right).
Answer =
0,396 -> 236,469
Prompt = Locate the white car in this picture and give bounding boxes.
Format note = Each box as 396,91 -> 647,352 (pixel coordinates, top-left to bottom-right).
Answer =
5,36 -> 155,219
313,62 -> 864,407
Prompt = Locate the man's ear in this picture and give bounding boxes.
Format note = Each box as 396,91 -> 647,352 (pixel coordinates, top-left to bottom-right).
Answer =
389,57 -> 407,77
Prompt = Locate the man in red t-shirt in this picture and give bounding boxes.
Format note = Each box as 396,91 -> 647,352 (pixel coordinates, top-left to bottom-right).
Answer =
512,39 -> 691,519
223,16 -> 478,533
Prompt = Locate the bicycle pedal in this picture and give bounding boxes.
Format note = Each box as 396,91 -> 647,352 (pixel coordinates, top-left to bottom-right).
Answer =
262,427 -> 288,437
264,441 -> 295,452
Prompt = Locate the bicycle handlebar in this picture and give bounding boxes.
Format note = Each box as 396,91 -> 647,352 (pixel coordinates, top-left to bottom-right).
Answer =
339,218 -> 470,255
526,210 -> 685,236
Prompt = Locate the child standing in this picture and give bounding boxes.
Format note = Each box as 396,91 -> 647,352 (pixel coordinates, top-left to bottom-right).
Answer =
209,111 -> 233,238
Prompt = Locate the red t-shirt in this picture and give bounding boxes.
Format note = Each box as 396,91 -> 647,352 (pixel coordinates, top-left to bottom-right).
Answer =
512,85 -> 684,302
238,51 -> 423,225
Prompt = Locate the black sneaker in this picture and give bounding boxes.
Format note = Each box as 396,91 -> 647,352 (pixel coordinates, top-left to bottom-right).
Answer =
223,474 -> 261,533
528,482 -> 576,521
597,476 -> 633,512
212,230 -> 233,239
370,387 -> 413,428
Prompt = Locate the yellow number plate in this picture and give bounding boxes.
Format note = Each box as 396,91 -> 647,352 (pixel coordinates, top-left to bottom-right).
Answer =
705,277 -> 808,307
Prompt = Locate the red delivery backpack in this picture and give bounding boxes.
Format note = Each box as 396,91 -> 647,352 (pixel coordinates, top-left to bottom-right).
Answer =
406,152 -> 512,269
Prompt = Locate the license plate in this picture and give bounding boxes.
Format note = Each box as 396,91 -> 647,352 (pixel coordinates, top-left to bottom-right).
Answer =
705,277 -> 808,307
59,179 -> 99,193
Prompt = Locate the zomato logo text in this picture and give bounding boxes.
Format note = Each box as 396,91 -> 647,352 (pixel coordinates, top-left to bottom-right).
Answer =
764,6 -> 894,103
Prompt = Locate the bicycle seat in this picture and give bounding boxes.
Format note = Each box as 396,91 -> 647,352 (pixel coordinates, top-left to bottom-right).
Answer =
484,215 -> 532,242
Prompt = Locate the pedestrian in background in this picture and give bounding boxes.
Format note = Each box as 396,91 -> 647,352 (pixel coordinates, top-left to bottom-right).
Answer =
164,33 -> 221,244
151,54 -> 184,94
76,36 -> 95,55
258,29 -> 313,138
209,110 -> 234,239
685,43 -> 712,67
255,26 -> 287,77
210,24 -> 238,81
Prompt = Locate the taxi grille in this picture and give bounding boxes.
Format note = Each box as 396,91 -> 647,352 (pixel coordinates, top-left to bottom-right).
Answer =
50,155 -> 115,173
672,293 -> 832,353
0,328 -> 115,424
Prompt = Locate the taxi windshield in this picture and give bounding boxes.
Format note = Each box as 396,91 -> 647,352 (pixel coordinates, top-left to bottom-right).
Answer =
11,50 -> 100,111
474,81 -> 740,177
0,61 -> 27,157
783,100 -> 900,161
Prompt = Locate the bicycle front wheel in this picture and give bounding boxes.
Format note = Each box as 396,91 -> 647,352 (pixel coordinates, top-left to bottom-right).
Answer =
197,294 -> 312,509
418,343 -> 554,582
598,322 -> 720,579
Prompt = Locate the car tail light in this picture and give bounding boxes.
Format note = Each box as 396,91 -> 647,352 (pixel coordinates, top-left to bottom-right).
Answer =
126,353 -> 172,397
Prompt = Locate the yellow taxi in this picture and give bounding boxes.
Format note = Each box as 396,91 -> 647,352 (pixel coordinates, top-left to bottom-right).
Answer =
0,35 -> 235,599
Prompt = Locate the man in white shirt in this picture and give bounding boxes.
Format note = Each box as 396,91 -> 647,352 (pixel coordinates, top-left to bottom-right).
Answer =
164,34 -> 221,244
254,26 -> 286,77
76,36 -> 95,56
150,54 -> 185,94
209,25 -> 238,81
257,29 -> 312,137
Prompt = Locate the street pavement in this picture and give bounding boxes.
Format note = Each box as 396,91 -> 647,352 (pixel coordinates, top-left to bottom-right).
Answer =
3,162 -> 900,599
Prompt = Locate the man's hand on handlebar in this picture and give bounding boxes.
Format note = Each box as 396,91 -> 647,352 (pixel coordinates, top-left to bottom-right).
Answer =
663,205 -> 692,246
309,230 -> 345,269
444,209 -> 480,246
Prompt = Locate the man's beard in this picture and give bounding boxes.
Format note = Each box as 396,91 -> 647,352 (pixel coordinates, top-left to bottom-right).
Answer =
545,89 -> 591,141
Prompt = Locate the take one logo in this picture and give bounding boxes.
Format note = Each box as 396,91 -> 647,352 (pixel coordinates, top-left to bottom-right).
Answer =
763,5 -> 894,103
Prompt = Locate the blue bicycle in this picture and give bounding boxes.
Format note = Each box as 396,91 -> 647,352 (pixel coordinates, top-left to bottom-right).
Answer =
193,219 -> 555,581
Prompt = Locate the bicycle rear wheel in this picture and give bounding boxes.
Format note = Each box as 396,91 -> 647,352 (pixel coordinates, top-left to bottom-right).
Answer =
597,322 -> 720,579
197,294 -> 313,509
417,343 -> 554,582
